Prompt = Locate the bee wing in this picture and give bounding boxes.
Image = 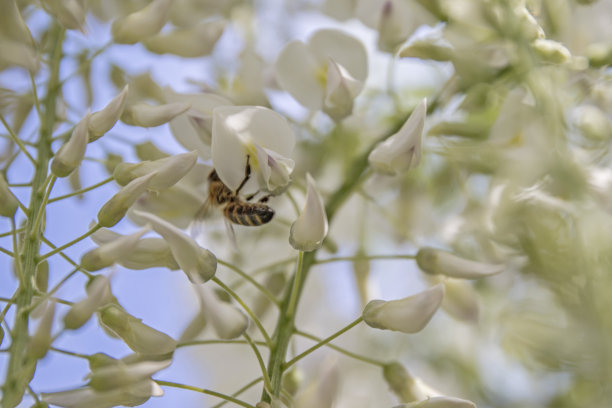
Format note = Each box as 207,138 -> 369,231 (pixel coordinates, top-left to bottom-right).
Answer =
224,217 -> 239,252
188,199 -> 213,240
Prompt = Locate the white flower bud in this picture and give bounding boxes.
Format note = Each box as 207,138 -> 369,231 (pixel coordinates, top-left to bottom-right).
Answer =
289,174 -> 328,252
51,112 -> 90,178
532,39 -> 571,64
196,285 -> 248,339
0,39 -> 38,72
132,210 -> 217,283
416,247 -> 505,279
99,304 -> 177,355
81,227 -> 149,271
41,381 -> 162,408
144,20 -> 225,57
363,284 -> 444,334
29,301 -> 56,360
323,59 -> 362,121
295,360 -> 338,408
383,362 -> 444,402
41,0 -> 86,31
368,99 -> 426,175
394,396 -> 476,408
0,174 -> 19,217
91,228 -> 179,270
88,354 -> 171,392
97,172 -> 156,227
113,151 -> 197,192
575,105 -> 612,141
111,0 -> 173,44
88,85 -> 129,141
63,275 -> 113,330
122,102 -> 191,128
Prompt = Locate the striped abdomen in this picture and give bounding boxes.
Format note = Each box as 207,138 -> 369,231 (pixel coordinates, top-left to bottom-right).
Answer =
224,201 -> 274,226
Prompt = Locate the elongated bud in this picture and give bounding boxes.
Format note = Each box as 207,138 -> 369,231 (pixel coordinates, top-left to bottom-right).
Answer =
132,210 -> 217,283
97,172 -> 156,227
144,20 -> 225,57
88,354 -> 171,391
394,397 -> 476,408
0,174 -> 19,217
289,174 -> 328,251
111,0 -> 173,44
51,112 -> 90,177
41,0 -> 86,31
323,59 -> 362,121
29,302 -> 56,359
113,151 -> 197,192
295,360 -> 338,408
81,227 -> 149,271
369,99 -> 426,175
99,304 -> 177,355
42,381 -> 163,408
89,85 -> 129,141
363,284 -> 444,333
416,247 -> 504,279
63,275 -> 112,330
35,261 -> 49,292
197,285 -> 248,339
532,39 -> 571,64
122,102 -> 191,127
440,278 -> 479,323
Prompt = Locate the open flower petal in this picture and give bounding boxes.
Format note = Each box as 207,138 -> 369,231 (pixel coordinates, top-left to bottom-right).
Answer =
363,284 -> 444,333
275,41 -> 325,110
289,174 -> 328,251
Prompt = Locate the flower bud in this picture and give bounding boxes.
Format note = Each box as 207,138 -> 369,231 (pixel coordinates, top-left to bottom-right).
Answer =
99,304 -> 177,355
363,284 -> 444,334
97,172 -> 156,227
29,301 -> 56,360
416,247 -> 504,279
81,227 -> 149,271
63,275 -> 113,330
289,174 -> 328,251
88,354 -> 171,392
0,174 -> 19,217
88,85 -> 129,141
35,260 -> 50,292
532,39 -> 571,64
41,0 -> 86,31
132,210 -> 217,283
51,112 -> 90,178
383,362 -> 443,402
0,39 -> 38,72
441,278 -> 479,323
122,102 -> 191,127
323,59 -> 362,121
111,0 -> 173,44
113,151 -> 197,192
369,99 -> 426,175
586,42 -> 612,68
575,105 -> 612,141
41,381 -> 163,408
295,360 -> 338,408
144,20 -> 225,57
394,396 -> 476,408
197,285 -> 248,339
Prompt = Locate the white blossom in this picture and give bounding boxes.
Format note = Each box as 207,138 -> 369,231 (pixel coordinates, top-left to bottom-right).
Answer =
51,112 -> 90,178
122,102 -> 191,128
89,85 -> 129,141
195,284 -> 248,339
289,174 -> 328,251
80,227 -> 149,271
0,174 -> 19,217
111,0 -> 173,44
97,172 -> 157,227
416,247 -> 505,279
64,275 -> 113,330
144,20 -> 225,57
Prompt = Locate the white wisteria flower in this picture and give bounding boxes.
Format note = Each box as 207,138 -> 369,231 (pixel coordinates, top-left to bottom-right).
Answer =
275,29 -> 368,121
195,284 -> 249,340
212,106 -> 295,194
393,397 -> 476,408
144,20 -> 226,57
132,210 -> 217,283
368,98 -> 427,175
97,172 -> 157,227
41,381 -> 163,408
63,275 -> 113,330
122,102 -> 191,128
51,112 -> 90,178
295,360 -> 338,408
0,174 -> 19,217
289,174 -> 328,251
88,85 -> 129,141
111,0 -> 173,44
416,247 -> 505,279
80,227 -> 150,271
363,284 -> 444,333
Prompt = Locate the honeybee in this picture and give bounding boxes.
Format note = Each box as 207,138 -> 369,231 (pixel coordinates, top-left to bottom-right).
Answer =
195,158 -> 274,243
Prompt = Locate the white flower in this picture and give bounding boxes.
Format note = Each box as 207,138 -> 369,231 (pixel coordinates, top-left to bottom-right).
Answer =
122,102 -> 191,128
111,0 -> 173,44
63,275 -> 113,330
416,247 -> 505,279
132,210 -> 217,283
41,0 -> 86,31
368,98 -> 426,175
29,301 -> 56,360
383,362 -> 442,402
80,227 -> 149,271
394,397 -> 476,408
89,85 -> 129,141
97,172 -> 157,227
275,29 -> 367,120
295,360 -> 338,408
51,112 -> 90,178
195,284 -> 248,339
144,20 -> 226,57
289,174 -> 328,251
212,106 -> 295,194
87,354 -> 172,392
363,284 -> 444,333
0,174 -> 19,217
99,304 -> 177,355
41,381 -> 163,408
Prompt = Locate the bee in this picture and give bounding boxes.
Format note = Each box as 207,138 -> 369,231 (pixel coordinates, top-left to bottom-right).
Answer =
195,157 -> 274,242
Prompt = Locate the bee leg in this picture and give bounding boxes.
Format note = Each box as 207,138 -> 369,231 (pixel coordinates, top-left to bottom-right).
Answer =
245,192 -> 257,201
258,194 -> 271,203
235,156 -> 251,195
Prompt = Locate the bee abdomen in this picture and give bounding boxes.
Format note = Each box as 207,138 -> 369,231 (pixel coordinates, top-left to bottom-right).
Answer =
225,202 -> 274,226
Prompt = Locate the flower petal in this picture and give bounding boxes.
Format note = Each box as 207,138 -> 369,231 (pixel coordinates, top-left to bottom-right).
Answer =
416,247 -> 505,279
289,174 -> 328,251
308,29 -> 368,82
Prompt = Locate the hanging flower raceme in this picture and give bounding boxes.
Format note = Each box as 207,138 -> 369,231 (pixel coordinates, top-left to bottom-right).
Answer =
368,98 -> 427,176
289,174 -> 328,251
212,106 -> 295,195
416,247 -> 505,279
275,29 -> 368,121
363,284 -> 444,333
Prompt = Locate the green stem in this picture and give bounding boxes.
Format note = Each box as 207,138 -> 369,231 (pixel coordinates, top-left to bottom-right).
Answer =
48,176 -> 113,203
243,332 -> 272,395
0,247 -> 14,257
315,254 -> 417,265
155,380 -> 255,408
2,24 -> 65,408
177,339 -> 268,348
39,224 -> 101,261
294,329 -> 386,367
49,347 -> 89,359
40,235 -> 92,278
211,377 -> 263,408
31,175 -> 56,235
0,113 -> 36,165
283,317 -> 363,369
212,277 -> 272,346
26,268 -> 79,314
286,251 -> 304,320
